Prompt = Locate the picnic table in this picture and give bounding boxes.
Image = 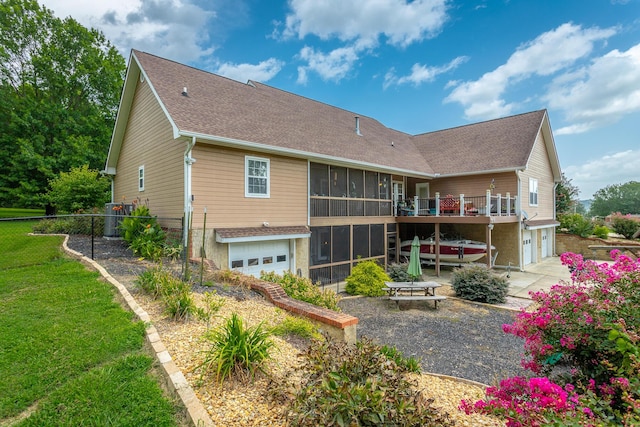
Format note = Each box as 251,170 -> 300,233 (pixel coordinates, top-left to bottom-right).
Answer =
383,281 -> 447,308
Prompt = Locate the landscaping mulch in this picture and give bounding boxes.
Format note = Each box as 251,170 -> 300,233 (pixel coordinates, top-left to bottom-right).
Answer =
65,235 -> 515,426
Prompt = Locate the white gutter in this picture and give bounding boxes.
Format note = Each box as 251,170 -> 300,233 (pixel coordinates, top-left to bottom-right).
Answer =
184,136 -> 196,244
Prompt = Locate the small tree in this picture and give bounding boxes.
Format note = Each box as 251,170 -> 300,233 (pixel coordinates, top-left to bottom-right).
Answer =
345,260 -> 390,297
46,165 -> 110,213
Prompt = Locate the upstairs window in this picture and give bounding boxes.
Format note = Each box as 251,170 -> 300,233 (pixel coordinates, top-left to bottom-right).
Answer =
246,156 -> 270,197
138,166 -> 145,191
529,178 -> 538,206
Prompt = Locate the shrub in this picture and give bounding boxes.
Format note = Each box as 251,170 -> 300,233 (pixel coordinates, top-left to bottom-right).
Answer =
559,213 -> 594,237
46,165 -> 110,213
464,251 -> 640,426
386,262 -> 412,282
198,313 -> 274,384
260,270 -> 341,312
32,211 -> 104,236
610,212 -> 640,239
592,224 -> 611,239
286,337 -> 453,427
344,260 -> 391,297
451,264 -> 509,304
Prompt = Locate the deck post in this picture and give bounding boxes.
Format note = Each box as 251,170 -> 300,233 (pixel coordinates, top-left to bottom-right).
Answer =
413,195 -> 419,216
506,192 -> 511,216
459,194 -> 464,216
486,223 -> 493,268
496,193 -> 502,216
435,222 -> 441,276
435,192 -> 440,216
485,190 -> 491,217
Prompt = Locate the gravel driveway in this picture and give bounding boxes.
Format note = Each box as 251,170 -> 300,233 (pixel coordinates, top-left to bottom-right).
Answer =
67,235 -> 528,386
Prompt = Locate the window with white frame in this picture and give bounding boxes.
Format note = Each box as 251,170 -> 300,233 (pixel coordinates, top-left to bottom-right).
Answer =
529,178 -> 538,206
138,166 -> 145,191
245,156 -> 269,197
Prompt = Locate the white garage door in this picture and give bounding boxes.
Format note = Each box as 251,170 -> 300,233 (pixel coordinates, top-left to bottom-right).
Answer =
523,230 -> 532,266
229,240 -> 290,278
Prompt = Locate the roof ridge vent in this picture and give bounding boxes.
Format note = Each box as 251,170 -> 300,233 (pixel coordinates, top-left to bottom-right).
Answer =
355,116 -> 362,136
182,87 -> 188,96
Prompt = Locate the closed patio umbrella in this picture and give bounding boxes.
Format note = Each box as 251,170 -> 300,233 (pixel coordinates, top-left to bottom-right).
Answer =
407,236 -> 422,283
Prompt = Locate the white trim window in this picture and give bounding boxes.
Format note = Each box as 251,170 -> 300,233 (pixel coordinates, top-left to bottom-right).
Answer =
138,165 -> 145,192
529,178 -> 538,206
245,156 -> 270,197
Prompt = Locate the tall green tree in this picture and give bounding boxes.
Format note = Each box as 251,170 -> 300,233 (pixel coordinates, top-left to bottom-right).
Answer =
590,181 -> 640,217
0,0 -> 125,208
555,173 -> 580,217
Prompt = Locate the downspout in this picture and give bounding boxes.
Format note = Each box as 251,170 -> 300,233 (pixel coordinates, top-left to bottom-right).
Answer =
184,136 -> 196,246
553,182 -> 558,256
516,170 -> 524,271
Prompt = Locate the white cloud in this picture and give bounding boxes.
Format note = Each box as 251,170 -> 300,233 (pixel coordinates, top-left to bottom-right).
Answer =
296,45 -> 360,84
280,0 -> 449,83
384,56 -> 469,89
282,0 -> 448,47
547,44 -> 640,135
216,58 -> 285,83
445,23 -> 616,120
41,0 -> 217,63
564,150 -> 640,198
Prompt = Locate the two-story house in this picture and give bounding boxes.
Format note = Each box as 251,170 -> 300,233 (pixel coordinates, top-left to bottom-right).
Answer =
104,50 -> 561,285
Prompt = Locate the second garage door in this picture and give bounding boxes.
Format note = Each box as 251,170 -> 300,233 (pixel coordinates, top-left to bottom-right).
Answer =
229,240 -> 291,278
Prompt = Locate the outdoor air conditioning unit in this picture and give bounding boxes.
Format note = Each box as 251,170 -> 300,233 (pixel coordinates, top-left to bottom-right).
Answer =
104,203 -> 133,238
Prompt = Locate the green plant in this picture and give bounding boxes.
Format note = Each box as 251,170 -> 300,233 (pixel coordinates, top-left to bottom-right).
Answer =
559,213 -> 594,237
120,206 -> 167,260
345,259 -> 391,297
194,291 -> 226,328
199,313 -> 274,384
135,267 -> 199,320
260,271 -> 341,311
386,262 -> 412,282
271,314 -> 321,340
592,224 -> 610,239
451,264 -> 509,304
379,344 -> 421,373
161,278 -> 196,321
286,337 -> 453,427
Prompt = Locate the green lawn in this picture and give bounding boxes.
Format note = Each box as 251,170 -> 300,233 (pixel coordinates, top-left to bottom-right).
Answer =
0,207 -> 45,218
0,219 -> 185,426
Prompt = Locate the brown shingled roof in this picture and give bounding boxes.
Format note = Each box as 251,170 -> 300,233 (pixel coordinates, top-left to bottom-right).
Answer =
133,50 -> 433,175
412,110 -> 547,175
125,51 -> 552,178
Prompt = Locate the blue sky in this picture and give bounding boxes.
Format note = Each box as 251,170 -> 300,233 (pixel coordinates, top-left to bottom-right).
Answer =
40,0 -> 640,199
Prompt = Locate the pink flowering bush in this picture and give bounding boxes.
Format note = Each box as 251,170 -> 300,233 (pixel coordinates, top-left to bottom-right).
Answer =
462,251 -> 640,426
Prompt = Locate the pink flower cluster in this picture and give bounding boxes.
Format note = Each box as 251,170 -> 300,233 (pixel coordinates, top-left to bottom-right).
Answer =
463,251 -> 640,426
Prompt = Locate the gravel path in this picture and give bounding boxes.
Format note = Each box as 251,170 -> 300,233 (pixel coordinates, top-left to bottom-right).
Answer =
68,235 -> 527,385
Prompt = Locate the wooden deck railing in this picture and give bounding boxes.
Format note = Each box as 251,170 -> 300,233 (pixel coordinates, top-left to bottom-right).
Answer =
397,191 -> 518,217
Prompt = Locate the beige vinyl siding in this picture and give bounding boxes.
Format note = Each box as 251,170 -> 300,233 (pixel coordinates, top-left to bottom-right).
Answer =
113,78 -> 184,219
520,132 -> 555,219
190,144 -> 308,228
425,173 -> 518,199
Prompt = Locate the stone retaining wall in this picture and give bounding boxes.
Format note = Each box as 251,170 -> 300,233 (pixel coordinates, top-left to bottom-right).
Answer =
556,233 -> 640,260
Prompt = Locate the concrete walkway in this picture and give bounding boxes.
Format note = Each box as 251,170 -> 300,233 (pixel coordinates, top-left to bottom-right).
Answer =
420,256 -> 574,309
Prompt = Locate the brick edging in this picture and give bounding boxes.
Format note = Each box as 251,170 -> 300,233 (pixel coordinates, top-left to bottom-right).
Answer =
63,237 -> 214,427
250,280 -> 359,329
